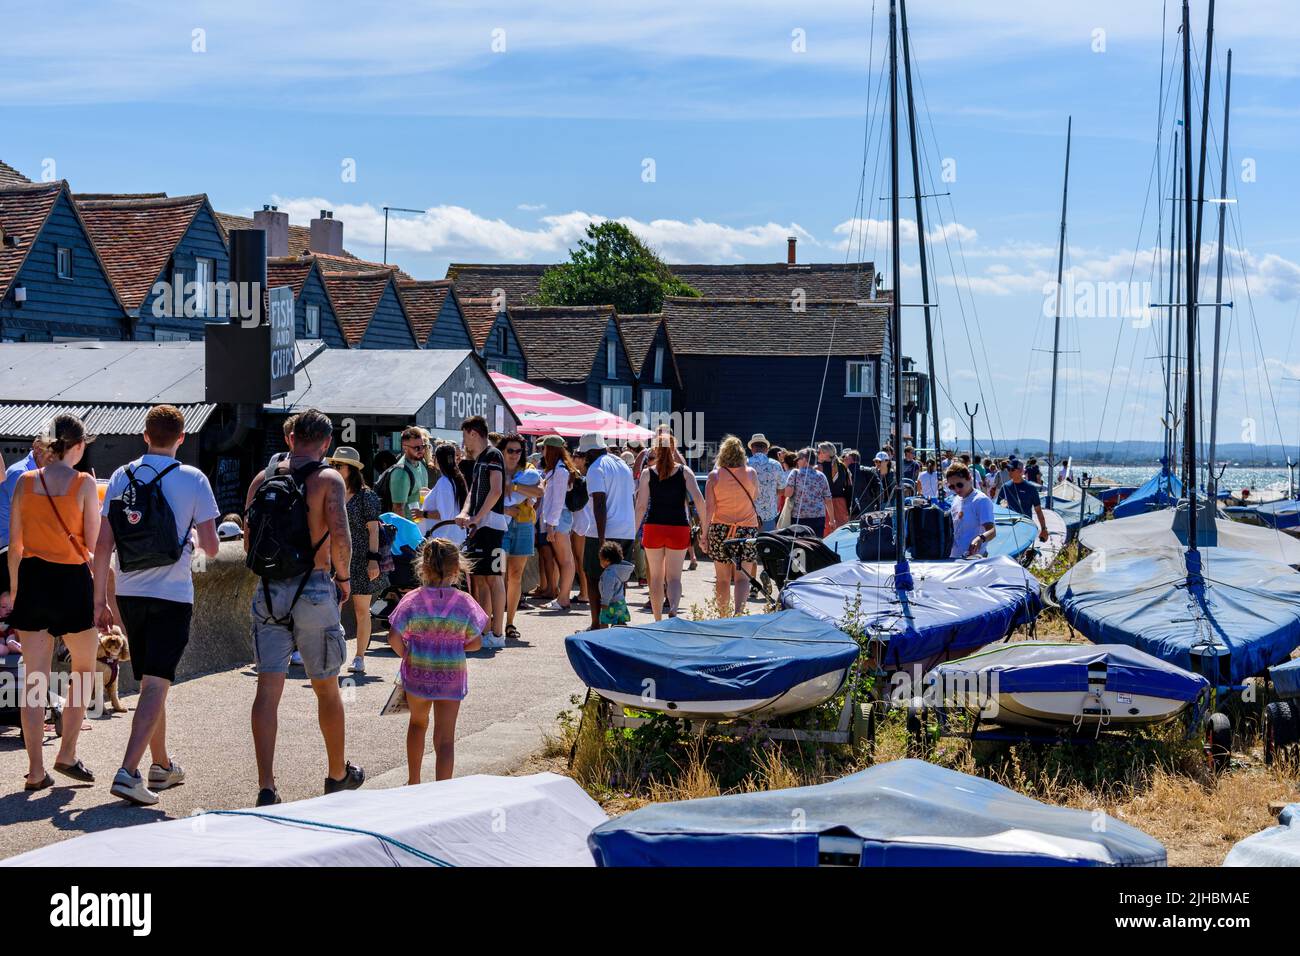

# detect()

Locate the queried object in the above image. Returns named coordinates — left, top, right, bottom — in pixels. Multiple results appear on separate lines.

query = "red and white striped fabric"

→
left=490, top=372, right=653, bottom=441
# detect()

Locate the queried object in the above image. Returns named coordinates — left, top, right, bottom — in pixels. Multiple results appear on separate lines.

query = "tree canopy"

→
left=533, top=221, right=699, bottom=314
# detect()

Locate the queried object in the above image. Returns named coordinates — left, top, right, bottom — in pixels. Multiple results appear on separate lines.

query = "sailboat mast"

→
left=1208, top=50, right=1231, bottom=498
left=889, top=0, right=910, bottom=585
left=1164, top=127, right=1179, bottom=472
left=899, top=0, right=942, bottom=479
left=1046, top=117, right=1072, bottom=491
left=1180, top=0, right=1200, bottom=549
left=1192, top=0, right=1216, bottom=292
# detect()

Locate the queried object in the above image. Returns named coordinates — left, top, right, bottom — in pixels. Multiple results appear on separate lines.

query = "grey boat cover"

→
left=1079, top=509, right=1300, bottom=566
left=1224, top=803, right=1300, bottom=867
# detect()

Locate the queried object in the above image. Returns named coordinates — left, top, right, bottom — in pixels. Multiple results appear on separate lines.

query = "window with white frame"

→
left=653, top=345, right=664, bottom=384
left=56, top=246, right=73, bottom=279
left=305, top=304, right=320, bottom=337
left=640, top=387, right=672, bottom=422
left=193, top=258, right=214, bottom=317
left=846, top=360, right=876, bottom=397
left=601, top=385, right=633, bottom=419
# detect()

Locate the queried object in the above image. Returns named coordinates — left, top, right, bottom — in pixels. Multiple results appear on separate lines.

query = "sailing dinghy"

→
left=588, top=758, right=1167, bottom=867
left=1079, top=501, right=1300, bottom=566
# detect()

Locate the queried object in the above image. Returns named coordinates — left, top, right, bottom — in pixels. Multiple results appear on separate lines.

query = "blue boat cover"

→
left=588, top=759, right=1166, bottom=867
left=1113, top=467, right=1183, bottom=518
left=564, top=610, right=859, bottom=703
left=1271, top=656, right=1300, bottom=698
left=1046, top=491, right=1105, bottom=530
left=928, top=642, right=1209, bottom=702
left=1057, top=546, right=1300, bottom=686
left=823, top=505, right=1037, bottom=562
left=781, top=556, right=1041, bottom=669
left=1224, top=803, right=1300, bottom=867
left=1246, top=498, right=1300, bottom=530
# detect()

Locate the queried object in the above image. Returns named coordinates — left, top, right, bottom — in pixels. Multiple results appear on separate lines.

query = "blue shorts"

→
left=544, top=509, right=573, bottom=535
left=503, top=518, right=536, bottom=557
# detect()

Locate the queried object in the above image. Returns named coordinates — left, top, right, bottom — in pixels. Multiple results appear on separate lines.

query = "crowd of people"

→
left=1, top=405, right=1056, bottom=808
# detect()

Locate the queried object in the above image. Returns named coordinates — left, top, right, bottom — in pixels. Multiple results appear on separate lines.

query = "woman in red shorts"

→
left=634, top=432, right=707, bottom=620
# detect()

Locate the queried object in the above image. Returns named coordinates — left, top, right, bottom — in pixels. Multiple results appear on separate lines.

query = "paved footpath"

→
left=0, top=566, right=722, bottom=860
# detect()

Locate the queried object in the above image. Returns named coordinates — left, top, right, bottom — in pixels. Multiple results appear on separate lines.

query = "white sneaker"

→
left=290, top=650, right=303, bottom=666
left=349, top=656, right=365, bottom=674
left=147, top=760, right=185, bottom=790
left=111, top=768, right=159, bottom=806
left=481, top=632, right=506, bottom=650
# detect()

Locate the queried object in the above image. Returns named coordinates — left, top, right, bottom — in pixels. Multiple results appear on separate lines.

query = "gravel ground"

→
left=0, top=564, right=723, bottom=860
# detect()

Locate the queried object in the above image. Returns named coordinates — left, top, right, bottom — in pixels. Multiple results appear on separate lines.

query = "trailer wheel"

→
left=1205, top=712, right=1232, bottom=773
left=1265, top=701, right=1298, bottom=766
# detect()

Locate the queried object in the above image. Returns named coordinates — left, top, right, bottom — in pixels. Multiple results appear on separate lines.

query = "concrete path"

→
left=0, top=564, right=723, bottom=860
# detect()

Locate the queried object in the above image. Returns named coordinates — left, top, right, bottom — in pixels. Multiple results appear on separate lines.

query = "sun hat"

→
left=327, top=446, right=364, bottom=469
left=748, top=433, right=770, bottom=448
left=621, top=451, right=636, bottom=466
left=873, top=451, right=891, bottom=462
left=539, top=434, right=567, bottom=449
left=577, top=433, right=605, bottom=453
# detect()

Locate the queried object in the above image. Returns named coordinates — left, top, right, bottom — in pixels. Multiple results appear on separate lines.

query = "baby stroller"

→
left=1, top=626, right=64, bottom=741
left=729, top=525, right=842, bottom=603
left=373, top=516, right=466, bottom=623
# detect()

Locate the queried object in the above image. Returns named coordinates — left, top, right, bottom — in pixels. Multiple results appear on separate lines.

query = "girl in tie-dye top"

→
left=387, top=537, right=487, bottom=783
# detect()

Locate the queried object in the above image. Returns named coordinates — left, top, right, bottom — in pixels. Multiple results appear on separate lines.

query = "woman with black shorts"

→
left=2, top=414, right=101, bottom=790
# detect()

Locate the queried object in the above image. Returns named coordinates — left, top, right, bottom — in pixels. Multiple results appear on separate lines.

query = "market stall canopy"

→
left=490, top=371, right=652, bottom=440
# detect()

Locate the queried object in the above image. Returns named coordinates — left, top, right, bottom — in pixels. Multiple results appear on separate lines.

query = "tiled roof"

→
left=77, top=194, right=210, bottom=313
left=508, top=305, right=620, bottom=383
left=396, top=279, right=456, bottom=345
left=314, top=251, right=412, bottom=282
left=75, top=192, right=168, bottom=201
left=0, top=160, right=32, bottom=187
left=320, top=270, right=396, bottom=346
left=266, top=257, right=317, bottom=299
left=458, top=297, right=502, bottom=350
left=0, top=182, right=63, bottom=301
left=661, top=297, right=888, bottom=357
left=615, top=313, right=664, bottom=375
left=446, top=263, right=548, bottom=303
left=445, top=260, right=877, bottom=305
left=215, top=211, right=354, bottom=260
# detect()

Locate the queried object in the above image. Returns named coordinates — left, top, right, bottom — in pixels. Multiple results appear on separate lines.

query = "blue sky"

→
left=3, top=0, right=1298, bottom=448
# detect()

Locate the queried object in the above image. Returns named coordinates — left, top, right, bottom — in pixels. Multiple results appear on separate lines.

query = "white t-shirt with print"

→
left=949, top=489, right=995, bottom=559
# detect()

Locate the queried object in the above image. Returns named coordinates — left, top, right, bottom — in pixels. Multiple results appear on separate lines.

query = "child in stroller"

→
left=722, top=525, right=841, bottom=603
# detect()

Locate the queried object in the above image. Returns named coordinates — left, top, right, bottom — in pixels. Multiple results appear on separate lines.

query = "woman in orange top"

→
left=704, top=435, right=760, bottom=616
left=4, top=414, right=101, bottom=791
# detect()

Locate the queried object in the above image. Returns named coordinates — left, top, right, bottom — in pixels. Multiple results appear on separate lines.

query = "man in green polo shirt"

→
left=389, top=426, right=430, bottom=520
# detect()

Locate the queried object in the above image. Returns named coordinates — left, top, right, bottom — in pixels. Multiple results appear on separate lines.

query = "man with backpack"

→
left=92, top=405, right=221, bottom=806
left=376, top=426, right=428, bottom=519
left=455, top=415, right=507, bottom=649
left=244, top=409, right=364, bottom=806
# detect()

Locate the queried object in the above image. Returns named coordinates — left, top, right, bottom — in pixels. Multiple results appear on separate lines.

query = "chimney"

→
left=787, top=236, right=797, bottom=265
left=309, top=209, right=343, bottom=257
left=252, top=204, right=290, bottom=258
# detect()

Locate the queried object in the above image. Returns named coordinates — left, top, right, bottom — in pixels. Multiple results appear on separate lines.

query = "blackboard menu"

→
left=213, top=455, right=244, bottom=515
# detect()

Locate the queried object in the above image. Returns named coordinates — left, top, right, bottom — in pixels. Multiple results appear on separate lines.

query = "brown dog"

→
left=96, top=627, right=130, bottom=713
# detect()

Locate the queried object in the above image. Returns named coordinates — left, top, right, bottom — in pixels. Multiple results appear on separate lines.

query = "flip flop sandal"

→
left=53, top=759, right=95, bottom=783
left=505, top=625, right=521, bottom=641
left=24, top=772, right=54, bottom=792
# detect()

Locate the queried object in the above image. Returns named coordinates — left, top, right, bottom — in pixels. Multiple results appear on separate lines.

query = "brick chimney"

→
left=309, top=209, right=343, bottom=257
left=252, top=204, right=289, bottom=258
left=787, top=236, right=797, bottom=264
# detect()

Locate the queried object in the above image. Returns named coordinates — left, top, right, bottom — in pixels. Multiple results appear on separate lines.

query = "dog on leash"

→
left=97, top=626, right=130, bottom=713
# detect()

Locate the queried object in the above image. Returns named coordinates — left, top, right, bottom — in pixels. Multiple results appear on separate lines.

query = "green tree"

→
left=533, top=221, right=699, bottom=314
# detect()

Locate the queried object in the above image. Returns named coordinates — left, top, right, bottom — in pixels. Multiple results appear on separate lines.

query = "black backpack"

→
left=246, top=461, right=328, bottom=623
left=374, top=460, right=416, bottom=514
left=856, top=512, right=898, bottom=562
left=565, top=473, right=589, bottom=512
left=908, top=501, right=954, bottom=560
left=107, top=461, right=189, bottom=572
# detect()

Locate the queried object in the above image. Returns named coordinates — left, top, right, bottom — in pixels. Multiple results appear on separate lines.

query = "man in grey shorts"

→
left=244, top=409, right=364, bottom=807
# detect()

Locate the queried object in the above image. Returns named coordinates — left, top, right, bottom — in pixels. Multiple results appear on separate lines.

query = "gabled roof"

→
left=311, top=251, right=415, bottom=281
left=0, top=160, right=34, bottom=187
left=661, top=297, right=888, bottom=357
left=215, top=211, right=356, bottom=260
left=396, top=279, right=467, bottom=345
left=458, top=297, right=503, bottom=350
left=508, top=305, right=625, bottom=383
left=320, top=269, right=412, bottom=347
left=265, top=256, right=317, bottom=299
left=615, top=313, right=665, bottom=376
left=445, top=260, right=877, bottom=305
left=0, top=181, right=128, bottom=316
left=77, top=194, right=215, bottom=313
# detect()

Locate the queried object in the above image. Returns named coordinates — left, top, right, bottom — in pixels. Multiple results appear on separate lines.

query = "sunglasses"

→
left=504, top=447, right=523, bottom=455
left=404, top=443, right=427, bottom=451
left=947, top=480, right=968, bottom=491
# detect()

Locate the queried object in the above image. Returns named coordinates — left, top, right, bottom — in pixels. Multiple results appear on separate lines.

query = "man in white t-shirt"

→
left=92, top=405, right=221, bottom=806
left=944, top=461, right=996, bottom=559
left=578, top=432, right=635, bottom=630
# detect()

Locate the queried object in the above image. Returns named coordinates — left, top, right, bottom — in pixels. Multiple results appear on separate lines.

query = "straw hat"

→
left=748, top=433, right=770, bottom=449
left=327, top=446, right=364, bottom=470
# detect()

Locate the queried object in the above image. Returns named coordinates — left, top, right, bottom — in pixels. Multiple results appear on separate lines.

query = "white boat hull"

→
left=967, top=689, right=1190, bottom=730
left=594, top=666, right=852, bottom=720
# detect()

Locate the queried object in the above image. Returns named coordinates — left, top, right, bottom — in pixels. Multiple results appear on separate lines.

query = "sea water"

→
left=1071, top=465, right=1293, bottom=494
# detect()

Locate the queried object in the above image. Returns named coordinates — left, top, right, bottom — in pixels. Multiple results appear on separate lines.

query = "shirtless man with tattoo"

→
left=244, top=409, right=364, bottom=807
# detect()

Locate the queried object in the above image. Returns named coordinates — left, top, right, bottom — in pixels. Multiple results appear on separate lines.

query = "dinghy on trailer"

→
left=1224, top=803, right=1300, bottom=867
left=822, top=504, right=1039, bottom=563
left=1225, top=497, right=1300, bottom=532
left=1, top=774, right=606, bottom=867
left=925, top=642, right=1209, bottom=731
left=1054, top=546, right=1300, bottom=688
left=1079, top=501, right=1300, bottom=566
left=564, top=610, right=860, bottom=719
left=781, top=555, right=1041, bottom=672
left=588, top=758, right=1167, bottom=867
left=1112, top=464, right=1183, bottom=518
left=1045, top=480, right=1105, bottom=531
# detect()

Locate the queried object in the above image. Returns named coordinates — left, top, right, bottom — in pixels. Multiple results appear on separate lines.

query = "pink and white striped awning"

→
left=489, top=372, right=653, bottom=441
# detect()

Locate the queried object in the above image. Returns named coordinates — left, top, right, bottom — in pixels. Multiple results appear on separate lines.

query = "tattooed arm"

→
left=321, top=468, right=352, bottom=604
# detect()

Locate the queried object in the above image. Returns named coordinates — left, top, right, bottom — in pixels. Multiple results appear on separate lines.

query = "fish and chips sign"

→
left=204, top=285, right=296, bottom=404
